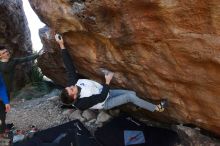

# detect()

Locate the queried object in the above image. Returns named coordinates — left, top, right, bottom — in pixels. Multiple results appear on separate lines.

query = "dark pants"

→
left=0, top=100, right=6, bottom=134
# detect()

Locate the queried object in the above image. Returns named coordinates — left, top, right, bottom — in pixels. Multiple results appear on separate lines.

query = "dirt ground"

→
left=6, top=89, right=220, bottom=146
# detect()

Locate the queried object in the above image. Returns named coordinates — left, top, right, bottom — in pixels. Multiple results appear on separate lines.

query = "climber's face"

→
left=65, top=85, right=78, bottom=100
left=0, top=49, right=10, bottom=61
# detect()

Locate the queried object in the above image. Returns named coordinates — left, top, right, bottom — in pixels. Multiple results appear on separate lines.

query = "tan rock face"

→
left=29, top=0, right=220, bottom=135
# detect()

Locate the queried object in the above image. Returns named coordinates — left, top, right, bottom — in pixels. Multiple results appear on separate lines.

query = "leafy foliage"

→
left=14, top=64, right=52, bottom=100
left=29, top=64, right=44, bottom=83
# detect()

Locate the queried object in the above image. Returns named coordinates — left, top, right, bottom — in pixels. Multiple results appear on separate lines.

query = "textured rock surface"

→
left=29, top=0, right=220, bottom=135
left=174, top=125, right=220, bottom=146
left=0, top=0, right=33, bottom=89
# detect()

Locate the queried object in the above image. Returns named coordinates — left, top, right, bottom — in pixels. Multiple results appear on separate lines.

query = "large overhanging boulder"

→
left=29, top=0, right=220, bottom=136
left=0, top=0, right=33, bottom=89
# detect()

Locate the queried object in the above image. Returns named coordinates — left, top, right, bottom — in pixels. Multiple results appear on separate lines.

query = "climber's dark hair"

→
left=60, top=89, right=74, bottom=105
left=0, top=45, right=6, bottom=50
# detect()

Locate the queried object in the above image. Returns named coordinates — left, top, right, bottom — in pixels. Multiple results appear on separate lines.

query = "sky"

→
left=22, top=0, right=45, bottom=51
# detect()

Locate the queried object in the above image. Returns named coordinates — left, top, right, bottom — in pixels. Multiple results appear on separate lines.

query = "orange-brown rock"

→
left=29, top=0, right=220, bottom=135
